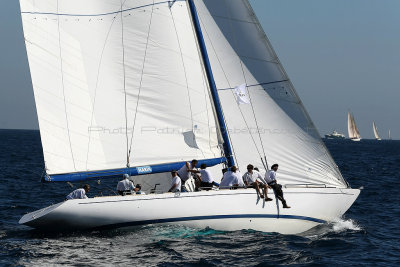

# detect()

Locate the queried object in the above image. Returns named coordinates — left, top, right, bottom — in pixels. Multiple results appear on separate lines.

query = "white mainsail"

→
left=373, top=121, right=381, bottom=140
left=20, top=0, right=222, bottom=175
left=196, top=0, right=346, bottom=187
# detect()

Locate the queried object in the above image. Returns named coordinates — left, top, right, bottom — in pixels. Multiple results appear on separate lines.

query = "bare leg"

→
left=254, top=182, right=264, bottom=198
left=263, top=184, right=272, bottom=201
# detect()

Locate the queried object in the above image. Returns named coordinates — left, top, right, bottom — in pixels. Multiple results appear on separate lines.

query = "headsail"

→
left=373, top=122, right=381, bottom=140
left=196, top=0, right=347, bottom=187
left=20, top=0, right=223, bottom=179
left=347, top=112, right=355, bottom=139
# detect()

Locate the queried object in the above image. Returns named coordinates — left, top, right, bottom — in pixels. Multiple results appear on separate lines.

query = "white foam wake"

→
left=331, top=218, right=362, bottom=232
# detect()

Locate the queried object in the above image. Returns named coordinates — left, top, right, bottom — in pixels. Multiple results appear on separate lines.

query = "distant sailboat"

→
left=373, top=122, right=381, bottom=140
left=389, top=129, right=392, bottom=140
left=347, top=112, right=361, bottom=141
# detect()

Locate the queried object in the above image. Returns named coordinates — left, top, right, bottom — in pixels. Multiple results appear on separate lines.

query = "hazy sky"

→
left=0, top=0, right=399, bottom=139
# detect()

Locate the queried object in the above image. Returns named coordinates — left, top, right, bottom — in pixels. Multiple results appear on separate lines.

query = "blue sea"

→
left=0, top=129, right=399, bottom=266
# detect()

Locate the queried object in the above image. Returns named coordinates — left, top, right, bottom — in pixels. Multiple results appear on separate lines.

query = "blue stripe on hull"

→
left=96, top=214, right=326, bottom=230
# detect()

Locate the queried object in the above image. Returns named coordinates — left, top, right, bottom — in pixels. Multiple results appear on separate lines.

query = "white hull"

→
left=20, top=187, right=360, bottom=235
left=350, top=138, right=361, bottom=142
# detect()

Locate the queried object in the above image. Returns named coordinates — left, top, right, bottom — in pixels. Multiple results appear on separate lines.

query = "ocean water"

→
left=0, top=129, right=399, bottom=266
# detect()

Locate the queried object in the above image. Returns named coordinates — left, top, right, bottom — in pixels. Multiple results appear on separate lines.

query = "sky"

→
left=0, top=0, right=399, bottom=139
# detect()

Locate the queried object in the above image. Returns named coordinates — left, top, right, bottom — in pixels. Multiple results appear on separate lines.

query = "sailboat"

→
left=389, top=129, right=392, bottom=140
left=347, top=112, right=362, bottom=141
left=18, top=0, right=360, bottom=235
left=373, top=122, right=381, bottom=140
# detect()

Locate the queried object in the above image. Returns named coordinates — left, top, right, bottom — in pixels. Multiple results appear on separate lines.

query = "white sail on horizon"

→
left=373, top=121, right=381, bottom=140
left=347, top=111, right=361, bottom=140
left=19, top=0, right=221, bottom=175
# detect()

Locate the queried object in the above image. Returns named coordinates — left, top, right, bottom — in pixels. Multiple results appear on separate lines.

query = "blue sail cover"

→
left=45, top=157, right=226, bottom=182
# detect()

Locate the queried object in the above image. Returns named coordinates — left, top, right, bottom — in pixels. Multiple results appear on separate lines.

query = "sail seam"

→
left=20, top=1, right=185, bottom=17
left=218, top=80, right=289, bottom=91
left=56, top=0, right=76, bottom=171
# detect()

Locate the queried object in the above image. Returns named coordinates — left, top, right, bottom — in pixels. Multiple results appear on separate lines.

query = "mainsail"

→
left=196, top=0, right=346, bottom=187
left=347, top=112, right=361, bottom=140
left=373, top=121, right=381, bottom=140
left=20, top=0, right=224, bottom=180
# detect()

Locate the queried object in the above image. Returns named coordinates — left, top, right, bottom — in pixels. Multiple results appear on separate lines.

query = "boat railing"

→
left=283, top=183, right=334, bottom=188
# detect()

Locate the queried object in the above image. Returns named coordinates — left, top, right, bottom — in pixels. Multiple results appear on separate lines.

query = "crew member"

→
left=219, top=166, right=244, bottom=189
left=117, top=174, right=135, bottom=195
left=265, top=164, right=290, bottom=208
left=243, top=164, right=271, bottom=201
left=177, top=159, right=200, bottom=191
left=66, top=184, right=90, bottom=200
left=199, top=163, right=219, bottom=189
left=168, top=171, right=181, bottom=193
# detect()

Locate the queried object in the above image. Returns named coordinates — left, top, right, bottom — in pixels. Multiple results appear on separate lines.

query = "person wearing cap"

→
left=243, top=164, right=272, bottom=201
left=66, top=184, right=90, bottom=200
left=219, top=166, right=244, bottom=189
left=168, top=171, right=181, bottom=193
left=265, top=164, right=290, bottom=208
left=117, top=174, right=135, bottom=195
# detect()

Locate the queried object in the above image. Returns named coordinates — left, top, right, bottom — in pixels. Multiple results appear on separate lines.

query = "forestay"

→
left=20, top=0, right=222, bottom=176
left=196, top=0, right=347, bottom=187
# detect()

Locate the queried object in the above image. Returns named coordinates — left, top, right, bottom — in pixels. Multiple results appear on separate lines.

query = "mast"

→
left=187, top=0, right=235, bottom=167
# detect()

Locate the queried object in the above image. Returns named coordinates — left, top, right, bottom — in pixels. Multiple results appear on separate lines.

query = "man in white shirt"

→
left=243, top=164, right=272, bottom=201
left=219, top=166, right=244, bottom=189
left=265, top=164, right=290, bottom=208
left=199, top=163, right=219, bottom=190
left=168, top=171, right=182, bottom=193
left=66, top=184, right=90, bottom=200
left=117, top=174, right=135, bottom=195
left=177, top=159, right=200, bottom=191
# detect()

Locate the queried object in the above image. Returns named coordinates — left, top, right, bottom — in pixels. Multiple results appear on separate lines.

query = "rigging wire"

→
left=198, top=5, right=263, bottom=168
left=120, top=0, right=130, bottom=167
left=169, top=4, right=201, bottom=157
left=56, top=0, right=76, bottom=171
left=127, top=0, right=155, bottom=162
left=223, top=0, right=269, bottom=169
left=85, top=14, right=120, bottom=170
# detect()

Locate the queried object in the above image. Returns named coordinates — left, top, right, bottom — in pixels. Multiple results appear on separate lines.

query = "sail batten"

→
left=20, top=0, right=222, bottom=177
